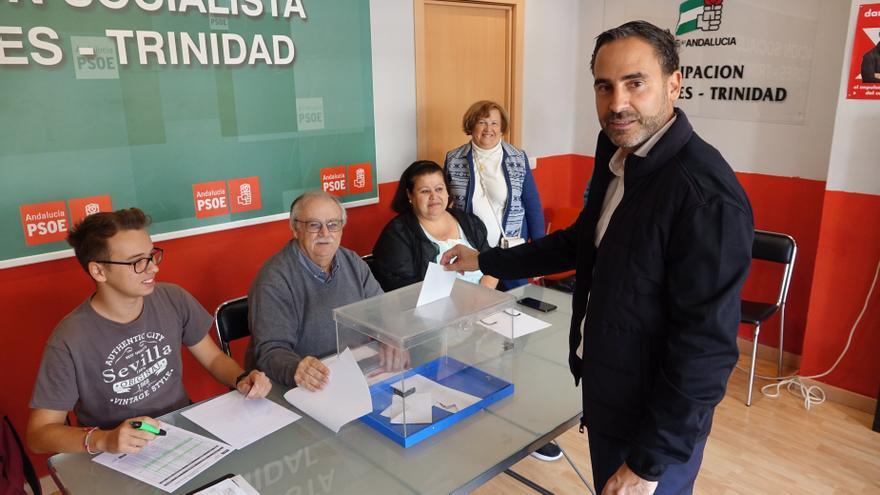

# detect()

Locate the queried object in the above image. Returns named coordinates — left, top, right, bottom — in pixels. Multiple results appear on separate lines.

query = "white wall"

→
left=595, top=0, right=849, bottom=181
left=826, top=0, right=880, bottom=195
left=370, top=1, right=850, bottom=184
left=370, top=0, right=418, bottom=184
left=690, top=1, right=849, bottom=180
left=572, top=1, right=606, bottom=157
left=522, top=0, right=590, bottom=157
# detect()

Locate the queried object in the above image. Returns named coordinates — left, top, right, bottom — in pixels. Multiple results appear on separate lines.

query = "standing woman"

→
left=445, top=100, right=544, bottom=290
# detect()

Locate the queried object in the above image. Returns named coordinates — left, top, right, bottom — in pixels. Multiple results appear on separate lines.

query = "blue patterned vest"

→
left=445, top=141, right=529, bottom=239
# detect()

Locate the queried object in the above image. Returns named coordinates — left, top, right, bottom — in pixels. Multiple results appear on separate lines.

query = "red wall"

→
left=735, top=173, right=826, bottom=353
left=800, top=190, right=880, bottom=397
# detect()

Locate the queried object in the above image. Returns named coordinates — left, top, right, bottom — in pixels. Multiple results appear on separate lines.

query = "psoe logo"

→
left=676, top=0, right=723, bottom=35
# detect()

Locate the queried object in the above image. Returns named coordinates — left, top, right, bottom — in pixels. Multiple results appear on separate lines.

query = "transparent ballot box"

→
left=333, top=279, right=518, bottom=447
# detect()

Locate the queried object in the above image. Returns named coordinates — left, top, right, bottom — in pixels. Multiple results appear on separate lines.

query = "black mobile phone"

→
left=517, top=297, right=557, bottom=312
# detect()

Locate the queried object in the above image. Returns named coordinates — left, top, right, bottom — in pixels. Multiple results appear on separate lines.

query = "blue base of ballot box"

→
left=361, top=356, right=514, bottom=448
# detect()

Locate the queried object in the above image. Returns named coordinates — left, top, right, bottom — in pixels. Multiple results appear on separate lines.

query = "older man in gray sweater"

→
left=245, top=191, right=384, bottom=390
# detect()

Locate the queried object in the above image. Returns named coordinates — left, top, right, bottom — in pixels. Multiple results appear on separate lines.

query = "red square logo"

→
left=192, top=181, right=229, bottom=218
left=20, top=200, right=69, bottom=246
left=228, top=176, right=262, bottom=214
left=320, top=166, right=347, bottom=196
left=347, top=163, right=373, bottom=194
left=69, top=195, right=113, bottom=227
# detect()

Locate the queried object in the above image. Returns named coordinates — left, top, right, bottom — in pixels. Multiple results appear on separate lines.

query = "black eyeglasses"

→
left=94, top=247, right=164, bottom=274
left=293, top=219, right=344, bottom=233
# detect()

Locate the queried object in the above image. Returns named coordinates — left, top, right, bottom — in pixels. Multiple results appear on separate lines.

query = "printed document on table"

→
left=416, top=262, right=456, bottom=306
left=92, top=423, right=232, bottom=493
left=283, top=348, right=372, bottom=433
left=477, top=310, right=551, bottom=338
left=191, top=474, right=259, bottom=495
left=181, top=390, right=301, bottom=449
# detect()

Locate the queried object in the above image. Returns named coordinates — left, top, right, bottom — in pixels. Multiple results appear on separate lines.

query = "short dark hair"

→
left=590, top=20, right=679, bottom=76
left=391, top=160, right=447, bottom=214
left=462, top=100, right=509, bottom=135
left=67, top=208, right=151, bottom=272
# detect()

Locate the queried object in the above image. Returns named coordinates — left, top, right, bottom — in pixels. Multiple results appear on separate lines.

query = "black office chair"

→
left=361, top=253, right=376, bottom=278
left=742, top=230, right=796, bottom=406
left=214, top=296, right=249, bottom=357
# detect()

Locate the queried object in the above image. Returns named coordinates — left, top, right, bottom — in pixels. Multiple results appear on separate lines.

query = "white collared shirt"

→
left=593, top=116, right=677, bottom=248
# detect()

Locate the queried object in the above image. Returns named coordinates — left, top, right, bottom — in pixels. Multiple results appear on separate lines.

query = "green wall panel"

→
left=0, top=0, right=377, bottom=264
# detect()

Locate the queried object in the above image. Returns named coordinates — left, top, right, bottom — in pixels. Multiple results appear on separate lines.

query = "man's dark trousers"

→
left=588, top=430, right=708, bottom=495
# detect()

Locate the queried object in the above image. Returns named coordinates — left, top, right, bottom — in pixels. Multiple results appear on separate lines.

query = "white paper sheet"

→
left=389, top=374, right=480, bottom=414
left=324, top=344, right=399, bottom=385
left=380, top=392, right=434, bottom=424
left=321, top=343, right=378, bottom=367
left=192, top=474, right=259, bottom=495
left=181, top=391, right=301, bottom=449
left=92, top=423, right=232, bottom=493
left=416, top=262, right=456, bottom=306
left=477, top=309, right=551, bottom=338
left=283, top=348, right=373, bottom=433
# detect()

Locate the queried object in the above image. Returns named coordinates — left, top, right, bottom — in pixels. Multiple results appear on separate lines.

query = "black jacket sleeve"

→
left=861, top=48, right=880, bottom=83
left=371, top=218, right=422, bottom=292
left=479, top=213, right=581, bottom=279
left=625, top=199, right=753, bottom=481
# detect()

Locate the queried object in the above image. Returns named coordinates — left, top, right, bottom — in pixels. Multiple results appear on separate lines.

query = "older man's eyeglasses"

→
left=94, top=247, right=164, bottom=274
left=294, top=219, right=344, bottom=233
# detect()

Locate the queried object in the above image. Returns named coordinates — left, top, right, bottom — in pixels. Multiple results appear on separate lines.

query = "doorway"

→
left=414, top=0, right=525, bottom=166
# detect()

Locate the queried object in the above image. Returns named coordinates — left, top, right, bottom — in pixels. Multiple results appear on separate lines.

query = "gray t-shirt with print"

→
left=30, top=283, right=212, bottom=429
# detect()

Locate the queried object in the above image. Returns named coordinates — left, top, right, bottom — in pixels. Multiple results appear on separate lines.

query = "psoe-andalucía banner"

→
left=848, top=3, right=880, bottom=99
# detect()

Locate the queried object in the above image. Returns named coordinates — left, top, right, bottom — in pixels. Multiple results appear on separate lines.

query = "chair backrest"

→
left=214, top=296, right=249, bottom=357
left=362, top=253, right=375, bottom=270
left=752, top=230, right=797, bottom=306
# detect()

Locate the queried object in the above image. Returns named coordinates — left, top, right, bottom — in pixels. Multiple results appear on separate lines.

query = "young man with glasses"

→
left=27, top=208, right=271, bottom=455
left=246, top=191, right=398, bottom=391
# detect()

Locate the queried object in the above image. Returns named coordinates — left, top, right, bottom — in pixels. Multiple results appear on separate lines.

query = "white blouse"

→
left=471, top=141, right=508, bottom=247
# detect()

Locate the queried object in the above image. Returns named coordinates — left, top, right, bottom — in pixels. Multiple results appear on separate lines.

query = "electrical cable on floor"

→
left=743, top=257, right=880, bottom=410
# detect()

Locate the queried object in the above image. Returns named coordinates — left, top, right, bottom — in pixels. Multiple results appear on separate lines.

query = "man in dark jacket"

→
left=442, top=21, right=753, bottom=495
left=861, top=40, right=880, bottom=83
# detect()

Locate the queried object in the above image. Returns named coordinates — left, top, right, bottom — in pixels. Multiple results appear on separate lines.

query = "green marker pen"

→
left=129, top=421, right=167, bottom=436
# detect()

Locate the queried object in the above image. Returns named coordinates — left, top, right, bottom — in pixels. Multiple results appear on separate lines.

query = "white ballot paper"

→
left=324, top=344, right=398, bottom=386
left=477, top=310, right=551, bottom=338
left=181, top=391, right=301, bottom=449
left=92, top=423, right=232, bottom=493
left=192, top=474, right=259, bottom=495
left=380, top=392, right=434, bottom=424
left=389, top=374, right=480, bottom=414
left=416, top=262, right=456, bottom=306
left=284, top=348, right=373, bottom=433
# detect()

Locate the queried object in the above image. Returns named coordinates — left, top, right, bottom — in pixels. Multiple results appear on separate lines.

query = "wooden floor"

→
left=474, top=356, right=880, bottom=494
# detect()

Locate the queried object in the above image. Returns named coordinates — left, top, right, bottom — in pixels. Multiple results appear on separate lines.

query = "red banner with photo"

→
left=847, top=3, right=880, bottom=99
